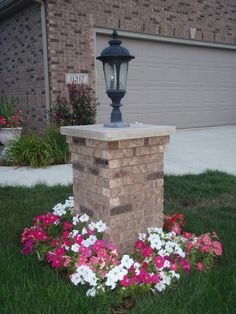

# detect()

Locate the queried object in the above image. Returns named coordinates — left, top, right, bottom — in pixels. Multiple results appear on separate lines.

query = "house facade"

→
left=0, top=0, right=236, bottom=132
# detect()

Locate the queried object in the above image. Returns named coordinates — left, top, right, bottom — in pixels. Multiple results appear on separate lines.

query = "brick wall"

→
left=1, top=0, right=235, bottom=131
left=0, top=2, right=46, bottom=132
left=46, top=0, right=236, bottom=105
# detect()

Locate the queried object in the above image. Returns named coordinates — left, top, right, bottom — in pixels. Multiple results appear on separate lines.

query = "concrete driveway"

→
left=165, top=125, right=236, bottom=175
left=0, top=125, right=235, bottom=186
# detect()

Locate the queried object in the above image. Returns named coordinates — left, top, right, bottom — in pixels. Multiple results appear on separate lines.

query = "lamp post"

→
left=97, top=30, right=135, bottom=128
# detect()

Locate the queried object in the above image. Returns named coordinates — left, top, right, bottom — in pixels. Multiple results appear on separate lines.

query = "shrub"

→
left=6, top=134, right=51, bottom=167
left=45, top=127, right=69, bottom=165
left=51, top=84, right=98, bottom=126
left=6, top=127, right=69, bottom=167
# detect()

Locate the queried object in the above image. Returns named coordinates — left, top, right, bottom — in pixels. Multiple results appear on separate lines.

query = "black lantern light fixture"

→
left=97, top=30, right=135, bottom=127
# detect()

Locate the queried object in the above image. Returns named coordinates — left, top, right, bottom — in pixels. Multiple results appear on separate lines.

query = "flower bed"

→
left=21, top=197, right=222, bottom=298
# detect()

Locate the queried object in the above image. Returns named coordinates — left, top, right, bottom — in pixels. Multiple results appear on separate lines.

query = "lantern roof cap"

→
left=96, top=30, right=135, bottom=62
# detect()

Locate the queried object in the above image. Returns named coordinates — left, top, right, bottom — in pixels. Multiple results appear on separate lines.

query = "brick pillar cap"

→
left=60, top=124, right=176, bottom=141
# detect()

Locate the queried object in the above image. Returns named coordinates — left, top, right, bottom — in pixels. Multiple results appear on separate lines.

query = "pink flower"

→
left=172, top=223, right=181, bottom=234
left=79, top=245, right=92, bottom=258
left=63, top=221, right=72, bottom=231
left=180, top=258, right=190, bottom=272
left=134, top=240, right=146, bottom=250
left=196, top=262, right=205, bottom=271
left=52, top=256, right=63, bottom=268
left=87, top=228, right=95, bottom=235
left=141, top=246, right=153, bottom=258
left=74, top=234, right=83, bottom=245
left=22, top=240, right=34, bottom=254
left=120, top=275, right=134, bottom=287
left=54, top=247, right=65, bottom=256
left=50, top=238, right=59, bottom=247
left=97, top=248, right=108, bottom=259
left=154, top=255, right=165, bottom=269
left=63, top=256, right=71, bottom=267
left=111, top=257, right=119, bottom=266
left=150, top=273, right=160, bottom=284
left=138, top=268, right=152, bottom=284
left=182, top=232, right=192, bottom=240
left=201, top=234, right=212, bottom=246
left=34, top=228, right=49, bottom=241
left=199, top=245, right=211, bottom=253
left=76, top=255, right=87, bottom=267
left=170, top=263, right=178, bottom=271
left=212, top=241, right=222, bottom=256
left=186, top=241, right=194, bottom=252
left=92, top=240, right=105, bottom=252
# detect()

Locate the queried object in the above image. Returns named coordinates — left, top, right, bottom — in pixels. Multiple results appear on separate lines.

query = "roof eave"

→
left=0, top=0, right=33, bottom=20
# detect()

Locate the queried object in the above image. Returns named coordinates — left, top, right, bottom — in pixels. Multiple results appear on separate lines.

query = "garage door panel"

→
left=96, top=35, right=236, bottom=128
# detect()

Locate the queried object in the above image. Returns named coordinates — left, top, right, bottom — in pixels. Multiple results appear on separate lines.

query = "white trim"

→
left=95, top=27, right=236, bottom=51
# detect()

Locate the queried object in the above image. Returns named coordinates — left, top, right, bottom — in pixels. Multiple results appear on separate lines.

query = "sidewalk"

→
left=0, top=126, right=235, bottom=186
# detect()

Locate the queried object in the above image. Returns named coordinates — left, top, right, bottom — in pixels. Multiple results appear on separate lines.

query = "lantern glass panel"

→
left=103, top=62, right=117, bottom=91
left=119, top=61, right=128, bottom=90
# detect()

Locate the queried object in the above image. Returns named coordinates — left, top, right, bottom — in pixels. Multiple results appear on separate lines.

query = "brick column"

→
left=61, top=124, right=175, bottom=253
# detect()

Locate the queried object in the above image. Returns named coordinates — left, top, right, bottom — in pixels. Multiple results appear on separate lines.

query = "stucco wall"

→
left=0, top=2, right=46, bottom=132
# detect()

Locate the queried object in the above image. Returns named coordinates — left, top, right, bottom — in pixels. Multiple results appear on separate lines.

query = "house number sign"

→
left=65, top=73, right=89, bottom=84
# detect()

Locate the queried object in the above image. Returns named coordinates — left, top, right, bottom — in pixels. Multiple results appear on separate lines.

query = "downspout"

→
left=33, top=0, right=50, bottom=122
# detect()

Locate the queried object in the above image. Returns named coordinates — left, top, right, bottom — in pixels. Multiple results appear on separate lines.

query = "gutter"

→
left=0, top=0, right=31, bottom=19
left=33, top=0, right=51, bottom=122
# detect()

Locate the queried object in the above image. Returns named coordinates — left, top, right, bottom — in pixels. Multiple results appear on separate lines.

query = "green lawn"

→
left=0, top=171, right=236, bottom=314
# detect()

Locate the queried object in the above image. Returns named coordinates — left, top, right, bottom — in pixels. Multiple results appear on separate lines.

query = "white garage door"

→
left=96, top=35, right=236, bottom=128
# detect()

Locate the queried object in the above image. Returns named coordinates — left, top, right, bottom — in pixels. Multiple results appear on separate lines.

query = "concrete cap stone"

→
left=60, top=124, right=176, bottom=141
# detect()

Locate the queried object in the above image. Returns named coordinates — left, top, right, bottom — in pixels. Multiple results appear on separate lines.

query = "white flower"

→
left=148, top=234, right=162, bottom=250
left=163, top=260, right=170, bottom=268
left=155, top=282, right=166, bottom=292
left=105, top=277, right=116, bottom=289
left=52, top=203, right=66, bottom=216
left=169, top=271, right=180, bottom=280
left=120, top=255, right=134, bottom=269
left=71, top=272, right=84, bottom=285
left=138, top=233, right=146, bottom=240
left=158, top=249, right=167, bottom=257
left=88, top=222, right=96, bottom=230
left=71, top=243, right=80, bottom=252
left=75, top=265, right=98, bottom=287
left=72, top=214, right=80, bottom=226
left=86, top=287, right=97, bottom=297
left=82, top=227, right=87, bottom=235
left=133, top=262, right=141, bottom=275
left=79, top=213, right=89, bottom=222
left=105, top=266, right=128, bottom=284
left=159, top=271, right=171, bottom=285
left=52, top=196, right=74, bottom=216
left=70, top=230, right=79, bottom=238
left=95, top=220, right=107, bottom=233
left=82, top=235, right=97, bottom=247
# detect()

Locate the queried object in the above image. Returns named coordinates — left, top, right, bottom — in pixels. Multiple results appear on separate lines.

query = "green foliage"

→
left=6, top=134, right=51, bottom=167
left=0, top=98, right=15, bottom=120
left=6, top=127, right=69, bottom=167
left=45, top=127, right=69, bottom=165
left=51, top=84, right=98, bottom=126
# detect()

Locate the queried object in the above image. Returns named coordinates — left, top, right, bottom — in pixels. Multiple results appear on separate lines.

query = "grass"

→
left=0, top=171, right=236, bottom=313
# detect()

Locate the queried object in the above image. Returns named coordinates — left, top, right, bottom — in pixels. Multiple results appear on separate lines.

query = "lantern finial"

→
left=96, top=30, right=135, bottom=128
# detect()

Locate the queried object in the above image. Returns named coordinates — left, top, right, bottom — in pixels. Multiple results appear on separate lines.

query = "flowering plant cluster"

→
left=0, top=100, right=22, bottom=128
left=21, top=197, right=222, bottom=298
